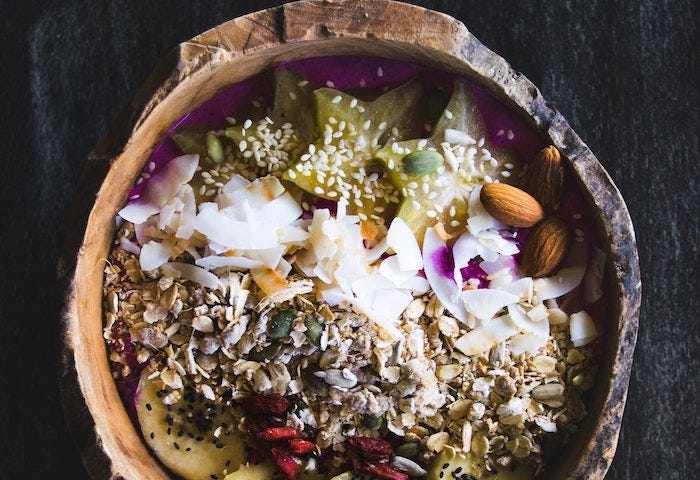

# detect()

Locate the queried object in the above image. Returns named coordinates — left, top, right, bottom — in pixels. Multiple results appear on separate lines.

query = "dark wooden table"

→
left=1, top=1, right=696, bottom=479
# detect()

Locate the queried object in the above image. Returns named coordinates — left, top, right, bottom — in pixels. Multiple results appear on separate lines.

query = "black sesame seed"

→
left=215, top=443, right=224, bottom=449
left=455, top=467, right=462, bottom=473
left=439, top=472, right=444, bottom=479
left=167, top=427, right=171, bottom=435
left=186, top=447, right=191, bottom=452
left=443, top=463, right=449, bottom=469
left=196, top=436, right=204, bottom=442
left=188, top=433, right=195, bottom=439
left=210, top=475, right=218, bottom=480
left=167, top=405, right=173, bottom=412
left=149, top=432, right=155, bottom=440
left=173, top=442, right=180, bottom=450
left=225, top=460, right=231, bottom=467
left=145, top=403, right=152, bottom=411
left=166, top=414, right=174, bottom=426
left=178, top=429, right=184, bottom=437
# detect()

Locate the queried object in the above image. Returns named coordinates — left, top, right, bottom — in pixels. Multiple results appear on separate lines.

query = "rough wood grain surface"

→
left=0, top=1, right=696, bottom=479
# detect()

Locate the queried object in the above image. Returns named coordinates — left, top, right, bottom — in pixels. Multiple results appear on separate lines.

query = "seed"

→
left=206, top=134, right=224, bottom=164
left=304, top=316, right=323, bottom=347
left=402, top=150, right=444, bottom=177
left=250, top=342, right=282, bottom=361
left=267, top=309, right=295, bottom=338
left=395, top=442, right=420, bottom=458
left=361, top=414, right=384, bottom=430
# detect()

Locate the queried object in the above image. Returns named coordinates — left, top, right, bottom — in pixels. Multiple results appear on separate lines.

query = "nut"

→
left=523, top=145, right=563, bottom=211
left=480, top=183, right=544, bottom=227
left=521, top=217, right=572, bottom=277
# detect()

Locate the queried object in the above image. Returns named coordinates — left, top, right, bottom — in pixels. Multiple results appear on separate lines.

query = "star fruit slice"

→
left=172, top=68, right=315, bottom=194
left=375, top=82, right=522, bottom=242
left=282, top=78, right=423, bottom=223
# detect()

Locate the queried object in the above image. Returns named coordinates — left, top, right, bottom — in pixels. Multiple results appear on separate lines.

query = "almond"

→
left=523, top=145, right=563, bottom=212
left=521, top=216, right=572, bottom=277
left=480, top=183, right=545, bottom=227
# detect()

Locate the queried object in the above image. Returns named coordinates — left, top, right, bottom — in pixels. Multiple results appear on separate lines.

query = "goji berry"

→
left=288, top=438, right=316, bottom=454
left=346, top=436, right=394, bottom=461
left=270, top=446, right=301, bottom=480
left=242, top=394, right=290, bottom=416
left=352, top=459, right=408, bottom=480
left=256, top=426, right=301, bottom=441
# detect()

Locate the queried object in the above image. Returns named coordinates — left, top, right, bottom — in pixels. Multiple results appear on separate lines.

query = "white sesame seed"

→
left=505, top=162, right=514, bottom=169
left=426, top=210, right=437, bottom=218
left=451, top=220, right=460, bottom=227
left=422, top=183, right=430, bottom=194
left=444, top=110, right=453, bottom=119
left=313, top=186, right=325, bottom=195
left=252, top=100, right=261, bottom=108
left=428, top=192, right=438, bottom=200
left=378, top=121, right=387, bottom=131
left=357, top=105, right=366, bottom=113
left=205, top=189, right=215, bottom=196
left=350, top=98, right=358, bottom=108
left=136, top=177, right=143, bottom=185
left=358, top=213, right=367, bottom=221
left=501, top=171, right=511, bottom=177
left=407, top=182, right=418, bottom=189
left=449, top=206, right=456, bottom=217
left=148, top=161, right=156, bottom=172
left=289, top=91, right=297, bottom=100
left=412, top=200, right=421, bottom=210
left=326, top=80, right=335, bottom=88
left=507, top=130, right=515, bottom=140
left=287, top=170, right=297, bottom=179
left=418, top=139, right=428, bottom=149
left=575, top=228, right=585, bottom=236
left=226, top=116, right=236, bottom=125
left=496, top=129, right=505, bottom=136
left=359, top=78, right=366, bottom=87
left=141, top=173, right=150, bottom=180
left=327, top=191, right=338, bottom=198
left=332, top=95, right=342, bottom=104
left=377, top=66, right=384, bottom=77
left=391, top=127, right=399, bottom=137
left=201, top=171, right=211, bottom=179
left=243, top=119, right=252, bottom=129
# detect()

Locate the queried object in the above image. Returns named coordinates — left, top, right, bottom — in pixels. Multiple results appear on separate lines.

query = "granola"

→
left=104, top=57, right=605, bottom=480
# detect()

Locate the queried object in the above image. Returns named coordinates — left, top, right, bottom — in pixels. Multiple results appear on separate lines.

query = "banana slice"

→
left=135, top=369, right=246, bottom=480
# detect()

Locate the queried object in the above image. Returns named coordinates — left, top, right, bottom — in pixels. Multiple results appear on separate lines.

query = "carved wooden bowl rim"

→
left=58, top=1, right=641, bottom=479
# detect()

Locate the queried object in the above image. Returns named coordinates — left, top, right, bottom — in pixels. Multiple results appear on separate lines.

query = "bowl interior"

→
left=62, top=2, right=639, bottom=479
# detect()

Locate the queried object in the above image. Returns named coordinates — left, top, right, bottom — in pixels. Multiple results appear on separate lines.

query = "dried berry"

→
left=352, top=459, right=408, bottom=480
left=257, top=426, right=301, bottom=441
left=346, top=436, right=393, bottom=461
left=270, top=447, right=301, bottom=480
left=242, top=394, right=290, bottom=416
left=288, top=438, right=316, bottom=454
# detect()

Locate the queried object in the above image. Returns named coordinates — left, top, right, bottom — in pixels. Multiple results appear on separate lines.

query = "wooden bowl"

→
left=58, top=1, right=641, bottom=479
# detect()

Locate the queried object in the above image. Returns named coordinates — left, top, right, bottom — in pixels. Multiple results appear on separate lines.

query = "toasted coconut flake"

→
left=460, top=289, right=520, bottom=321
left=533, top=266, right=585, bottom=300
left=423, top=227, right=468, bottom=323
left=160, top=262, right=219, bottom=289
left=509, top=333, right=549, bottom=356
left=195, top=208, right=278, bottom=250
left=453, top=315, right=518, bottom=355
left=140, top=240, right=179, bottom=271
left=118, top=154, right=199, bottom=224
left=386, top=217, right=423, bottom=271
left=508, top=304, right=549, bottom=337
left=175, top=184, right=196, bottom=239
left=570, top=310, right=598, bottom=347
left=195, top=255, right=262, bottom=270
left=583, top=247, right=606, bottom=303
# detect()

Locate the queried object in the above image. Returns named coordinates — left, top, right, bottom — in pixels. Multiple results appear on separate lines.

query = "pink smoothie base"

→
left=114, top=55, right=606, bottom=419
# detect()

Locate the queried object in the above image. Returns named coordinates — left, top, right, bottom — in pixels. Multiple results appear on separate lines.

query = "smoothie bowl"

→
left=58, top=1, right=640, bottom=480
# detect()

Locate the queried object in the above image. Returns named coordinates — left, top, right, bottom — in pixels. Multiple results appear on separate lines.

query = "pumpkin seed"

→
left=304, top=316, right=323, bottom=347
left=401, top=150, right=443, bottom=177
left=361, top=414, right=384, bottom=430
left=206, top=133, right=225, bottom=164
left=395, top=442, right=420, bottom=459
left=302, top=369, right=328, bottom=395
left=250, top=342, right=282, bottom=361
left=267, top=309, right=295, bottom=338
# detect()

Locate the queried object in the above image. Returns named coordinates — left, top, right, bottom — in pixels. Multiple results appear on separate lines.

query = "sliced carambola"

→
left=282, top=78, right=423, bottom=223
left=223, top=68, right=316, bottom=179
left=375, top=82, right=522, bottom=241
left=135, top=368, right=246, bottom=480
